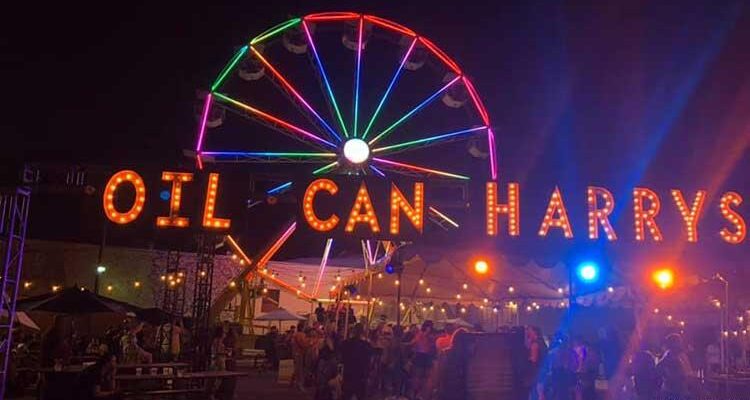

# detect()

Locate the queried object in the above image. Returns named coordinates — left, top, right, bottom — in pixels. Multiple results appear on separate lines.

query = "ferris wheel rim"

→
left=196, top=12, right=498, bottom=181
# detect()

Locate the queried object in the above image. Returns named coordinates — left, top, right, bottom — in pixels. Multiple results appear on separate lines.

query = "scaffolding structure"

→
left=161, top=250, right=187, bottom=316
left=191, top=233, right=216, bottom=370
left=0, top=187, right=31, bottom=399
left=153, top=249, right=186, bottom=360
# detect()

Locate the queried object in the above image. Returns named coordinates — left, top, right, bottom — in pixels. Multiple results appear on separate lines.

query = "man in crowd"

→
left=341, top=323, right=372, bottom=400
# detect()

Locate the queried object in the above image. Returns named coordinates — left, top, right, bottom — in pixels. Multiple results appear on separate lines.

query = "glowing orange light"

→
left=651, top=268, right=675, bottom=290
left=486, top=182, right=520, bottom=236
left=202, top=173, right=231, bottom=229
left=474, top=260, right=489, bottom=275
left=671, top=189, right=706, bottom=242
left=538, top=186, right=573, bottom=238
left=156, top=171, right=193, bottom=228
left=389, top=182, right=424, bottom=235
left=587, top=186, right=617, bottom=240
left=344, top=182, right=381, bottom=233
left=633, top=188, right=663, bottom=241
left=302, top=179, right=340, bottom=232
left=103, top=170, right=146, bottom=224
left=719, top=191, right=745, bottom=244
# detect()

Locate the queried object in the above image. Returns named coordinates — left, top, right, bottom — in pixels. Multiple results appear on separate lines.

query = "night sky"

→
left=4, top=1, right=750, bottom=277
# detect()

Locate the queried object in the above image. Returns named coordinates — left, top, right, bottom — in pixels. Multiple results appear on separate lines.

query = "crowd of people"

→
left=254, top=302, right=479, bottom=400
left=253, top=302, right=739, bottom=400
left=5, top=305, right=746, bottom=400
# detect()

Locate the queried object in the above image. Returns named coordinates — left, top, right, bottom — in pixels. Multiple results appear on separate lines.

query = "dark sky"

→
left=4, top=0, right=750, bottom=275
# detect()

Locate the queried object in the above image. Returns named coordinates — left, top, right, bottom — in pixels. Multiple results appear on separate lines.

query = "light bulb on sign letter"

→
left=156, top=171, right=193, bottom=228
left=202, top=173, right=231, bottom=229
left=538, top=186, right=573, bottom=238
left=389, top=182, right=424, bottom=235
left=671, top=189, right=706, bottom=242
left=345, top=182, right=381, bottom=234
left=486, top=182, right=520, bottom=236
left=103, top=170, right=146, bottom=224
left=719, top=192, right=746, bottom=244
left=633, top=187, right=662, bottom=241
left=302, top=179, right=340, bottom=232
left=587, top=186, right=617, bottom=240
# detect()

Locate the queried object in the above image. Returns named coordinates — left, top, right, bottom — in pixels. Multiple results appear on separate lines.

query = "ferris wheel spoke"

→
left=212, top=92, right=336, bottom=149
left=361, top=37, right=417, bottom=140
left=368, top=75, right=462, bottom=146
left=211, top=45, right=249, bottom=92
left=302, top=20, right=349, bottom=138
left=313, top=161, right=339, bottom=175
left=353, top=16, right=364, bottom=137
left=194, top=93, right=214, bottom=169
left=372, top=157, right=470, bottom=180
left=250, top=47, right=342, bottom=143
left=313, top=238, right=334, bottom=296
left=200, top=151, right=337, bottom=163
left=267, top=182, right=293, bottom=195
left=369, top=165, right=387, bottom=177
left=371, top=125, right=487, bottom=155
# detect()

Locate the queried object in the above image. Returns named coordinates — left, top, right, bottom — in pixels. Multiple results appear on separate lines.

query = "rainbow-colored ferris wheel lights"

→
left=196, top=11, right=498, bottom=185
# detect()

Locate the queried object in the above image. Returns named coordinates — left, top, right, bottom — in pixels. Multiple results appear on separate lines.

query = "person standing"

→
left=292, top=321, right=310, bottom=391
left=341, top=323, right=372, bottom=400
left=41, top=315, right=73, bottom=367
left=409, top=320, right=437, bottom=399
left=525, top=326, right=548, bottom=400
left=632, top=341, right=659, bottom=400
left=656, top=334, right=693, bottom=400
left=315, top=303, right=327, bottom=324
left=264, top=326, right=280, bottom=370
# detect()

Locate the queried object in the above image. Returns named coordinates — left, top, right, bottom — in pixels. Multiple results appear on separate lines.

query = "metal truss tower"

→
left=0, top=187, right=30, bottom=399
left=191, top=233, right=216, bottom=370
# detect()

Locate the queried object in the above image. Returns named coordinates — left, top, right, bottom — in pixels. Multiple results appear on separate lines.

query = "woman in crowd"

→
left=291, top=321, right=309, bottom=391
left=408, top=320, right=437, bottom=399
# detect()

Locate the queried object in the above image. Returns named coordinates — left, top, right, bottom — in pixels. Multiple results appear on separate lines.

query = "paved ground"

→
left=234, top=372, right=312, bottom=400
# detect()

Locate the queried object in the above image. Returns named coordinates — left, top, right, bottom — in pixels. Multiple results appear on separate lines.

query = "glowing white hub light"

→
left=343, top=138, right=370, bottom=164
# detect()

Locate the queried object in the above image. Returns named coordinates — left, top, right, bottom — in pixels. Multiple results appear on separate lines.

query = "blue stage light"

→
left=577, top=262, right=599, bottom=283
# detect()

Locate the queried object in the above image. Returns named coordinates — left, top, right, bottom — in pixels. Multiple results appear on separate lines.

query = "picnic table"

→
left=116, top=371, right=247, bottom=381
left=116, top=370, right=248, bottom=398
left=119, top=362, right=191, bottom=369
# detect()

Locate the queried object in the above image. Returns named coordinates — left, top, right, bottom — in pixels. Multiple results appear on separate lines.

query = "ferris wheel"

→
left=198, top=12, right=498, bottom=300
left=195, top=11, right=497, bottom=187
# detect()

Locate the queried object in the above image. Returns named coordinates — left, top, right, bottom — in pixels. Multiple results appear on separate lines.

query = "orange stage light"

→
left=474, top=260, right=489, bottom=275
left=651, top=268, right=675, bottom=290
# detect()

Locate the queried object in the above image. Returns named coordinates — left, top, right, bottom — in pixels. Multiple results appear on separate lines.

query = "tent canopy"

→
left=255, top=307, right=305, bottom=321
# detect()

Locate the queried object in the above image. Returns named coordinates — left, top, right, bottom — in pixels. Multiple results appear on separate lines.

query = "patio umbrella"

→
left=135, top=307, right=173, bottom=325
left=16, top=286, right=138, bottom=314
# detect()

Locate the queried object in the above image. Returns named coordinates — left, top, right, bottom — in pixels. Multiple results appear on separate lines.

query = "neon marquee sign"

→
left=102, top=169, right=746, bottom=245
